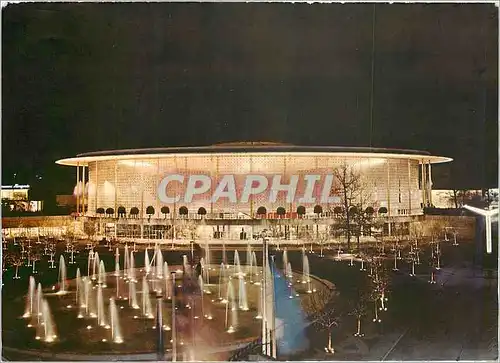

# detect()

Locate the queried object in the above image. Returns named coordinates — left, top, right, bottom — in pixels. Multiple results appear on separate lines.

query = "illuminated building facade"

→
left=56, top=143, right=452, bottom=241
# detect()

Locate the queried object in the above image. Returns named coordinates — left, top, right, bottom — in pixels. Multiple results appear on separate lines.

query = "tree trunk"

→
left=357, top=233, right=361, bottom=254
left=15, top=265, right=19, bottom=279
left=453, top=189, right=458, bottom=208
left=327, top=330, right=333, bottom=352
left=357, top=317, right=361, bottom=335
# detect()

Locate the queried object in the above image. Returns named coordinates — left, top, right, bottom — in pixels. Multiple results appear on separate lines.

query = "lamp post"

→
left=261, top=232, right=276, bottom=359
left=156, top=291, right=164, bottom=360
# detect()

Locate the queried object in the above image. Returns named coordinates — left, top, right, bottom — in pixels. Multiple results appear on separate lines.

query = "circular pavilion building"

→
left=56, top=142, right=452, bottom=241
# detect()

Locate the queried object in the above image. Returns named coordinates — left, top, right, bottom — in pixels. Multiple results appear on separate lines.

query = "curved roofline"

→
left=56, top=145, right=453, bottom=166
left=76, top=145, right=433, bottom=158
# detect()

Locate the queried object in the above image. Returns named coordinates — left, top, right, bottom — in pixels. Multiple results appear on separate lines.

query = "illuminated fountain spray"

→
left=283, top=249, right=288, bottom=274
left=256, top=284, right=263, bottom=319
left=109, top=298, right=123, bottom=343
left=79, top=278, right=90, bottom=317
left=218, top=263, right=226, bottom=299
left=124, top=245, right=129, bottom=279
left=200, top=258, right=208, bottom=285
left=75, top=268, right=82, bottom=304
left=114, top=248, right=120, bottom=277
left=225, top=278, right=238, bottom=333
left=251, top=251, right=259, bottom=284
left=238, top=277, right=249, bottom=311
left=128, top=280, right=139, bottom=309
left=98, top=260, right=107, bottom=287
left=23, top=276, right=36, bottom=318
left=129, top=251, right=136, bottom=282
left=57, top=255, right=67, bottom=294
left=204, top=240, right=212, bottom=267
left=144, top=249, right=151, bottom=276
left=77, top=277, right=86, bottom=318
left=155, top=246, right=163, bottom=279
left=246, top=245, right=252, bottom=274
left=87, top=251, right=93, bottom=276
left=92, top=252, right=100, bottom=281
left=234, top=250, right=243, bottom=278
left=164, top=262, right=171, bottom=299
left=302, top=254, right=312, bottom=293
left=35, top=283, right=43, bottom=324
left=97, top=285, right=108, bottom=327
left=141, top=276, right=154, bottom=318
left=35, top=299, right=57, bottom=343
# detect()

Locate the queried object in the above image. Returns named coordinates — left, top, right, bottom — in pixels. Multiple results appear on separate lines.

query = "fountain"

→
left=255, top=284, right=263, bottom=319
left=6, top=247, right=331, bottom=360
left=97, top=260, right=106, bottom=287
left=251, top=251, right=259, bottom=284
left=35, top=299, right=57, bottom=342
left=302, top=254, right=312, bottom=293
left=109, top=298, right=123, bottom=343
left=97, top=285, right=108, bottom=327
left=234, top=250, right=243, bottom=277
left=75, top=269, right=82, bottom=304
left=129, top=251, right=136, bottom=282
left=283, top=249, right=288, bottom=273
left=164, top=262, right=171, bottom=299
left=57, top=255, right=67, bottom=294
left=87, top=251, right=93, bottom=276
left=114, top=248, right=120, bottom=277
left=155, top=245, right=163, bottom=278
left=124, top=245, right=129, bottom=278
left=129, top=280, right=139, bottom=309
left=218, top=263, right=226, bottom=299
left=238, top=278, right=249, bottom=311
left=144, top=249, right=151, bottom=276
left=141, top=276, right=154, bottom=318
left=225, top=278, right=238, bottom=333
left=23, top=276, right=36, bottom=318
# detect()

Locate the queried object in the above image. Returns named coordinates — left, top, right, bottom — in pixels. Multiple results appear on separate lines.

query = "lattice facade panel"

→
left=85, top=153, right=427, bottom=217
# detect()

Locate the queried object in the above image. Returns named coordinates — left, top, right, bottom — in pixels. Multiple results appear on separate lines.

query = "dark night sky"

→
left=2, top=2, right=498, bottom=197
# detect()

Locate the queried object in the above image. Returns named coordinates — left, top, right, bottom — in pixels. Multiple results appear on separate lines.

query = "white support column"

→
left=420, top=160, right=426, bottom=207
left=82, top=165, right=86, bottom=215
left=76, top=163, right=80, bottom=215
left=114, top=161, right=118, bottom=218
left=407, top=160, right=412, bottom=215
left=95, top=161, right=99, bottom=215
left=386, top=160, right=391, bottom=237
left=140, top=161, right=144, bottom=241
left=427, top=161, right=433, bottom=206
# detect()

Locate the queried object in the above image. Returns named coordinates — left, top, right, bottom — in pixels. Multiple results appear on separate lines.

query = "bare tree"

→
left=11, top=250, right=24, bottom=279
left=302, top=288, right=340, bottom=354
left=349, top=291, right=369, bottom=337
left=332, top=163, right=363, bottom=252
